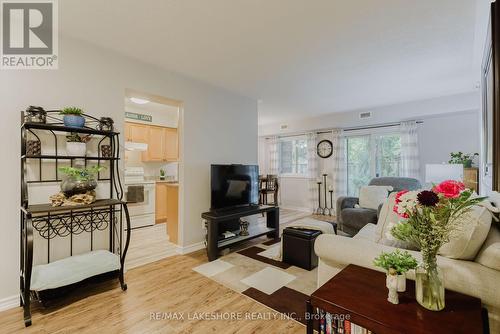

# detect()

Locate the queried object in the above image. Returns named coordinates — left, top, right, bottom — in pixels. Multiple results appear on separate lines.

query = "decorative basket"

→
left=101, top=145, right=112, bottom=158
left=26, top=140, right=41, bottom=156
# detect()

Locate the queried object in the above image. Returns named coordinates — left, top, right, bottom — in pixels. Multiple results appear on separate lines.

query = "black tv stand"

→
left=202, top=205, right=279, bottom=261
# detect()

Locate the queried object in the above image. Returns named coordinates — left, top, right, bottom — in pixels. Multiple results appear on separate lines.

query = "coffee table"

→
left=307, top=264, right=487, bottom=334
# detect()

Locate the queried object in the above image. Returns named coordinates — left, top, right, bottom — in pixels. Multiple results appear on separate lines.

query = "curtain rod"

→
left=264, top=120, right=424, bottom=139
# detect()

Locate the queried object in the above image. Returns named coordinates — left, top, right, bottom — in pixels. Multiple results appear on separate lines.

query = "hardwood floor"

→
left=0, top=250, right=305, bottom=333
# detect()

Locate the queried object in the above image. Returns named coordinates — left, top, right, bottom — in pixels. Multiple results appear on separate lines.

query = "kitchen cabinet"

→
left=155, top=183, right=168, bottom=223
left=166, top=184, right=179, bottom=244
left=163, top=127, right=179, bottom=161
left=126, top=122, right=178, bottom=162
left=155, top=182, right=179, bottom=245
left=144, top=126, right=165, bottom=161
left=125, top=122, right=149, bottom=143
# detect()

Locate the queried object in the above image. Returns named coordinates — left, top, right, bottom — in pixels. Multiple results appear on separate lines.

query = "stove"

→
left=124, top=166, right=155, bottom=229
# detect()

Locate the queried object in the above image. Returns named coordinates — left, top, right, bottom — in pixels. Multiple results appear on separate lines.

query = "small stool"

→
left=282, top=227, right=322, bottom=271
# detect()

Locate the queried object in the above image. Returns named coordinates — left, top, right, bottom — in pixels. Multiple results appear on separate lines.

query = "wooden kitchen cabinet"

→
left=163, top=127, right=179, bottom=161
left=155, top=183, right=168, bottom=223
left=126, top=122, right=178, bottom=161
left=144, top=126, right=166, bottom=161
left=125, top=122, right=149, bottom=143
left=166, top=185, right=179, bottom=244
left=155, top=182, right=179, bottom=244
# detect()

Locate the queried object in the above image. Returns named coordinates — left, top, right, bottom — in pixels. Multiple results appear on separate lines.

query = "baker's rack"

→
left=20, top=110, right=131, bottom=327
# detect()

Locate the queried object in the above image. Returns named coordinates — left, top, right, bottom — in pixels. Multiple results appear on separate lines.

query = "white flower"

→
left=397, top=191, right=419, bottom=214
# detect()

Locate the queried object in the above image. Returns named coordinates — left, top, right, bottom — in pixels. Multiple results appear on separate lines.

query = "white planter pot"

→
left=397, top=273, right=406, bottom=292
left=66, top=142, right=86, bottom=156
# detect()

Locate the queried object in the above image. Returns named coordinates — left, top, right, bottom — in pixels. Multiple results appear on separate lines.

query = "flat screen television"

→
left=211, top=164, right=259, bottom=210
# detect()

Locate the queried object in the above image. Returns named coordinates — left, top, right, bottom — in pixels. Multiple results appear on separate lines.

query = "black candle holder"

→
left=322, top=174, right=328, bottom=215
left=315, top=181, right=323, bottom=214
left=327, top=190, right=334, bottom=216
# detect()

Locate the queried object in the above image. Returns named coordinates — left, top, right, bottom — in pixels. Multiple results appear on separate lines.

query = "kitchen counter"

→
left=145, top=176, right=178, bottom=185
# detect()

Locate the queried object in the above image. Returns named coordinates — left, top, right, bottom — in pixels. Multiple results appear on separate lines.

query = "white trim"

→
left=280, top=205, right=311, bottom=213
left=175, top=241, right=205, bottom=255
left=0, top=295, right=19, bottom=312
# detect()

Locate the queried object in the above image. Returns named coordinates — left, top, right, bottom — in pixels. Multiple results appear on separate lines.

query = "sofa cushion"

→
left=358, top=185, right=393, bottom=210
left=439, top=205, right=493, bottom=260
left=475, top=223, right=500, bottom=270
left=353, top=223, right=377, bottom=242
left=374, top=193, right=417, bottom=250
left=341, top=208, right=377, bottom=233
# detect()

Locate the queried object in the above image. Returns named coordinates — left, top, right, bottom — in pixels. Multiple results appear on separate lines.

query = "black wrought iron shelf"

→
left=22, top=122, right=119, bottom=136
left=21, top=154, right=118, bottom=161
left=20, top=110, right=130, bottom=327
left=23, top=199, right=126, bottom=215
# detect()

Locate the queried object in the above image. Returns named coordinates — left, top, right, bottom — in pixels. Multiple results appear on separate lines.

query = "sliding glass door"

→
left=346, top=133, right=401, bottom=196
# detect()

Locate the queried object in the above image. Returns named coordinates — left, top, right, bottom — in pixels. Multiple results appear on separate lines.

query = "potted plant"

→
left=391, top=182, right=485, bottom=311
left=159, top=168, right=166, bottom=180
left=374, top=249, right=417, bottom=293
left=448, top=152, right=479, bottom=168
left=66, top=132, right=91, bottom=156
left=58, top=165, right=105, bottom=196
left=60, top=107, right=85, bottom=128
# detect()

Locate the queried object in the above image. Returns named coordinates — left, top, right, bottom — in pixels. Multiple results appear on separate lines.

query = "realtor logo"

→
left=1, top=0, right=58, bottom=69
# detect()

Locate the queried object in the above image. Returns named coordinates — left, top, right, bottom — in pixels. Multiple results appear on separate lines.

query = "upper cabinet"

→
left=163, top=127, right=179, bottom=161
left=125, top=122, right=178, bottom=162
left=125, top=122, right=149, bottom=143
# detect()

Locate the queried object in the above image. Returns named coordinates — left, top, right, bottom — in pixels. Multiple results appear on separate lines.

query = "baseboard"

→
left=176, top=241, right=206, bottom=255
left=280, top=205, right=311, bottom=213
left=0, top=295, right=19, bottom=312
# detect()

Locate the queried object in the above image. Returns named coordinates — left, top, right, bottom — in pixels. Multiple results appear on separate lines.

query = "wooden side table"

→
left=307, top=264, right=487, bottom=334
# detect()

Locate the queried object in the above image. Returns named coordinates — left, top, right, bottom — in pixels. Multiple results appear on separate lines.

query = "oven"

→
left=124, top=181, right=156, bottom=229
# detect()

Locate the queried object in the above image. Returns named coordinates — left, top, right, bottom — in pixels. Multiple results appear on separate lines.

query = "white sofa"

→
left=315, top=223, right=500, bottom=333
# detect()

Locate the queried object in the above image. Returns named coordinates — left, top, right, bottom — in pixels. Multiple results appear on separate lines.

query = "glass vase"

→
left=415, top=258, right=445, bottom=311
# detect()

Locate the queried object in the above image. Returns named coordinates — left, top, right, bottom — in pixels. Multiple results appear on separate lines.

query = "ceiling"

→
left=60, top=0, right=487, bottom=125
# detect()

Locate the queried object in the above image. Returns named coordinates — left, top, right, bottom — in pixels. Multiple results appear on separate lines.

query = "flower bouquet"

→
left=390, top=180, right=485, bottom=311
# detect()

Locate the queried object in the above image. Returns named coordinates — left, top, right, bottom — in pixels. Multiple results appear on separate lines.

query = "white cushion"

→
left=30, top=250, right=121, bottom=291
left=353, top=223, right=377, bottom=242
left=358, top=185, right=393, bottom=210
left=475, top=223, right=500, bottom=270
left=374, top=193, right=417, bottom=249
left=439, top=205, right=493, bottom=260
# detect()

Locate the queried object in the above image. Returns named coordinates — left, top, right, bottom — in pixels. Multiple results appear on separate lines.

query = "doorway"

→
left=123, top=89, right=183, bottom=269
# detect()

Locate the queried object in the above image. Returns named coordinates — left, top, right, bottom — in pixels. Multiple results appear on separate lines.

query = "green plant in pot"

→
left=159, top=168, right=166, bottom=180
left=66, top=132, right=91, bottom=156
left=448, top=152, right=479, bottom=168
left=374, top=249, right=417, bottom=293
left=58, top=165, right=105, bottom=196
left=60, top=107, right=85, bottom=128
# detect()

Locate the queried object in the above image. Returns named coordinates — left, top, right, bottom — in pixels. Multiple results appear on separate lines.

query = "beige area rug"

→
left=192, top=214, right=342, bottom=325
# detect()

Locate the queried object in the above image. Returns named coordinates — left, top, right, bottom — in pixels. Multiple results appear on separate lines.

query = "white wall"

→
left=260, top=104, right=480, bottom=211
left=259, top=92, right=479, bottom=136
left=0, top=38, right=257, bottom=301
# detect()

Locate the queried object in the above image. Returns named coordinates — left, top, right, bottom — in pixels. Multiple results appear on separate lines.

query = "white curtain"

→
left=400, top=121, right=420, bottom=180
left=306, top=132, right=318, bottom=212
left=267, top=136, right=280, bottom=175
left=331, top=129, right=347, bottom=213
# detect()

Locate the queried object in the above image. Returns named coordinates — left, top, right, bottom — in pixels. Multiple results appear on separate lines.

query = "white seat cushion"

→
left=31, top=250, right=121, bottom=291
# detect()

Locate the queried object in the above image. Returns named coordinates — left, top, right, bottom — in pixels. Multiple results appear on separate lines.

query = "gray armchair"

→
left=337, top=177, right=421, bottom=236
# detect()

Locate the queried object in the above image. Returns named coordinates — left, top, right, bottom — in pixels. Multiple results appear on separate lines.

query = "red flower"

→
left=433, top=180, right=465, bottom=199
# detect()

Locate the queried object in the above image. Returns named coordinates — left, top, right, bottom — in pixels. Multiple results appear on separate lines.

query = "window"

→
left=279, top=137, right=308, bottom=176
left=346, top=133, right=401, bottom=196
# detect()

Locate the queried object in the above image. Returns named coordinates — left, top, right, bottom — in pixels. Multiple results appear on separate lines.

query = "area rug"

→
left=192, top=215, right=339, bottom=325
